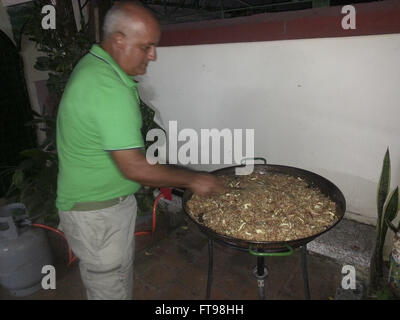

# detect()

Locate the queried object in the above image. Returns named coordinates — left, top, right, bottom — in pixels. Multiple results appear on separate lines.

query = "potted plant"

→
left=369, top=148, right=400, bottom=298
left=386, top=196, right=400, bottom=297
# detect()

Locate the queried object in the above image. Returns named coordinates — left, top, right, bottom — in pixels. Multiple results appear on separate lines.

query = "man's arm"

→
left=110, top=148, right=225, bottom=196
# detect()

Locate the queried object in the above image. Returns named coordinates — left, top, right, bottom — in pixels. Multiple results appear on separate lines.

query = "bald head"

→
left=101, top=1, right=161, bottom=76
left=102, top=2, right=159, bottom=41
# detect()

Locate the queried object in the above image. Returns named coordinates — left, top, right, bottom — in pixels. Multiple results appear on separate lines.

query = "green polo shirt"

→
left=56, top=44, right=144, bottom=211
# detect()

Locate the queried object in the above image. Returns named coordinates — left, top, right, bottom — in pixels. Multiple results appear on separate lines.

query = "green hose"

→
left=249, top=245, right=293, bottom=257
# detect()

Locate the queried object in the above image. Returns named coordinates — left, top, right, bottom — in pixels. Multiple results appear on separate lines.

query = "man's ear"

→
left=112, top=31, right=126, bottom=49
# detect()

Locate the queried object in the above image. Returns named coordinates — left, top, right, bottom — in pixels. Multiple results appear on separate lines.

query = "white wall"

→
left=137, top=33, right=400, bottom=227
left=19, top=36, right=49, bottom=113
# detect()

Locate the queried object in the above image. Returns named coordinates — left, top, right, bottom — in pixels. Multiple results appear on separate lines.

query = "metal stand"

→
left=301, top=244, right=311, bottom=300
left=205, top=239, right=311, bottom=300
left=206, top=239, right=213, bottom=300
left=252, top=257, right=268, bottom=300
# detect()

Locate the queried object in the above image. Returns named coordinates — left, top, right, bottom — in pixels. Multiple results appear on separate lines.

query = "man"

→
left=56, top=1, right=224, bottom=300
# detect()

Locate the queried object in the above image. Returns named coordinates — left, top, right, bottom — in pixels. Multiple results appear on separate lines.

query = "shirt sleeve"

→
left=93, top=84, right=145, bottom=151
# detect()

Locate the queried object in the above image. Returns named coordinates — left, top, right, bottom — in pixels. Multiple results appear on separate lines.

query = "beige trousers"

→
left=58, top=195, right=137, bottom=300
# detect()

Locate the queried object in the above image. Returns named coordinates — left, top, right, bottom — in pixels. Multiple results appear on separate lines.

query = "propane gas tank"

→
left=0, top=203, right=53, bottom=297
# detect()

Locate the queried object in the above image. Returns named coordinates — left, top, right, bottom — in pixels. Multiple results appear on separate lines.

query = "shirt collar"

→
left=89, top=44, right=137, bottom=88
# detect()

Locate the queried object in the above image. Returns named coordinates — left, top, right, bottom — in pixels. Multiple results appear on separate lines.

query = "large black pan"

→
left=182, top=160, right=346, bottom=252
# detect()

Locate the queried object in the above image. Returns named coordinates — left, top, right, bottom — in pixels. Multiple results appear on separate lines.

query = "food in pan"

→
left=186, top=168, right=339, bottom=242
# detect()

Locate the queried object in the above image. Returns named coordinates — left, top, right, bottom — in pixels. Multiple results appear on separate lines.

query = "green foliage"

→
left=139, top=99, right=164, bottom=151
left=369, top=148, right=400, bottom=293
left=377, top=149, right=391, bottom=227
left=6, top=148, right=58, bottom=225
left=136, top=188, right=156, bottom=217
left=375, top=287, right=396, bottom=300
left=27, top=109, right=57, bottom=151
left=23, top=0, right=93, bottom=104
left=383, top=188, right=400, bottom=234
left=1, top=109, right=58, bottom=225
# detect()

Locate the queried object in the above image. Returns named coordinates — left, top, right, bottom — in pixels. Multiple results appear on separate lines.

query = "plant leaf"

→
left=34, top=56, right=51, bottom=71
left=386, top=218, right=399, bottom=233
left=377, top=187, right=399, bottom=275
left=12, top=169, right=24, bottom=189
left=383, top=187, right=399, bottom=224
left=382, top=187, right=399, bottom=234
left=377, top=148, right=391, bottom=222
left=374, top=148, right=392, bottom=278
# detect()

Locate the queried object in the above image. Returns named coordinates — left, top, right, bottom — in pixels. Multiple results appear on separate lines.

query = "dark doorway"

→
left=0, top=30, right=36, bottom=197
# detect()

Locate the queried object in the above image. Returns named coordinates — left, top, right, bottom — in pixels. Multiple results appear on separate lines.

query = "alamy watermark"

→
left=41, top=265, right=56, bottom=290
left=145, top=121, right=255, bottom=175
left=41, top=4, right=56, bottom=30
left=42, top=4, right=357, bottom=31
left=341, top=5, right=356, bottom=30
left=341, top=265, right=356, bottom=290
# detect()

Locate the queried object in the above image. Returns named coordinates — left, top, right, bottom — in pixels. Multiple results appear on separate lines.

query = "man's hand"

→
left=188, top=173, right=226, bottom=197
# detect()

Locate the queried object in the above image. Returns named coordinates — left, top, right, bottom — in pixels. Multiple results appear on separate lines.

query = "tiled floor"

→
left=0, top=214, right=344, bottom=300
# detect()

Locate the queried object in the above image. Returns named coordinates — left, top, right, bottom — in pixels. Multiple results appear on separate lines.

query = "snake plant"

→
left=370, top=148, right=400, bottom=291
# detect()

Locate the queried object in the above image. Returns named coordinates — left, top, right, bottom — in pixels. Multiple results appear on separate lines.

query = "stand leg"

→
left=301, top=245, right=311, bottom=300
left=206, top=239, right=214, bottom=300
left=253, top=256, right=268, bottom=300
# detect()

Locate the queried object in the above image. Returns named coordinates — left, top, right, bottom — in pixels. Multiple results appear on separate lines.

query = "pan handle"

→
left=248, top=245, right=293, bottom=257
left=240, top=157, right=267, bottom=165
